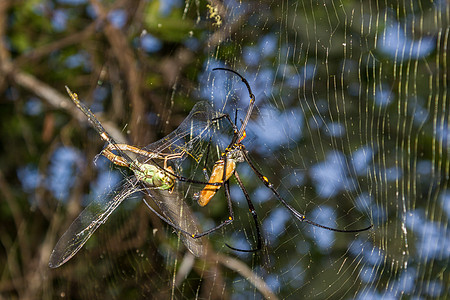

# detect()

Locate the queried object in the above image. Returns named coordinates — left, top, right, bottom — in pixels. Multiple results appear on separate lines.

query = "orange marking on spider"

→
left=196, top=158, right=237, bottom=207
left=238, top=130, right=247, bottom=143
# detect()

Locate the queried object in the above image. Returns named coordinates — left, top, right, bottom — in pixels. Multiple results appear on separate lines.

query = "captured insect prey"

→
left=49, top=88, right=223, bottom=268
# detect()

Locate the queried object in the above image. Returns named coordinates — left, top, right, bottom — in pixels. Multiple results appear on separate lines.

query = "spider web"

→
left=5, top=0, right=448, bottom=299
left=53, top=1, right=447, bottom=299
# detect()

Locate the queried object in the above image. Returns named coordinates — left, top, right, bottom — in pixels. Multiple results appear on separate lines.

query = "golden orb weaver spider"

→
left=182, top=67, right=373, bottom=251
left=129, top=67, right=373, bottom=252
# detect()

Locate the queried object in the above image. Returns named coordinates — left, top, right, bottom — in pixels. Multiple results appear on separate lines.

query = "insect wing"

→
left=142, top=101, right=223, bottom=158
left=146, top=188, right=205, bottom=257
left=49, top=181, right=136, bottom=268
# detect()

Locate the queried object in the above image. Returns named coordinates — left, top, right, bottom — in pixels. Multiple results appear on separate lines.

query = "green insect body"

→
left=133, top=162, right=175, bottom=190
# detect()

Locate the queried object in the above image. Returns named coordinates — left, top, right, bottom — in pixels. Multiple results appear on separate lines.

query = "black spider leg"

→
left=212, top=67, right=256, bottom=143
left=240, top=148, right=373, bottom=233
left=225, top=171, right=262, bottom=252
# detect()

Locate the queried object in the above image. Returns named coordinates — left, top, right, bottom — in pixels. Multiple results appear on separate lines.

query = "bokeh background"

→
left=0, top=0, right=448, bottom=299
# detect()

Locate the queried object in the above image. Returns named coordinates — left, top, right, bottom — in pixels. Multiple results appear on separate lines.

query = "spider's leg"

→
left=212, top=68, right=256, bottom=143
left=240, top=147, right=373, bottom=233
left=224, top=171, right=262, bottom=252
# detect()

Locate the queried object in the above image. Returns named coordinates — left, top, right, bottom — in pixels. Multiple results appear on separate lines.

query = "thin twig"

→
left=15, top=22, right=98, bottom=66
left=215, top=253, right=279, bottom=300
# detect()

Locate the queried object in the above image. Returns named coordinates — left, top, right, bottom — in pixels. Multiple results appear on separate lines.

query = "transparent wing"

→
left=142, top=101, right=226, bottom=160
left=144, top=188, right=205, bottom=257
left=49, top=181, right=137, bottom=268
